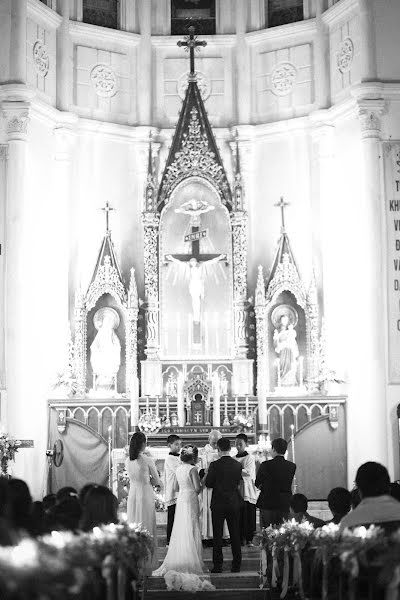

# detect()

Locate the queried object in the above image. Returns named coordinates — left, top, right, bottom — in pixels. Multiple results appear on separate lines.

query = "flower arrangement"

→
left=138, top=411, right=161, bottom=434
left=231, top=412, right=254, bottom=432
left=117, top=466, right=166, bottom=512
left=154, top=491, right=167, bottom=512
left=0, top=522, right=153, bottom=599
left=0, top=433, right=21, bottom=475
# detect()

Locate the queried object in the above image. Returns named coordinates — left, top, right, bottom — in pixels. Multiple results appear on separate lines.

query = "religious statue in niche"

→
left=272, top=304, right=299, bottom=387
left=165, top=372, right=178, bottom=397
left=90, top=307, right=121, bottom=393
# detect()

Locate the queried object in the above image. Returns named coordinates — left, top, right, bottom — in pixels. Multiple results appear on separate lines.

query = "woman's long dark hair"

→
left=79, top=485, right=118, bottom=532
left=129, top=431, right=146, bottom=460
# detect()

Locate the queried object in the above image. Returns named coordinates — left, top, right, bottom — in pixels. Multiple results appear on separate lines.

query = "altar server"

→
left=235, top=433, right=258, bottom=545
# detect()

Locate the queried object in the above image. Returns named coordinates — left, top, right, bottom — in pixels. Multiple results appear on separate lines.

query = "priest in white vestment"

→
left=199, top=430, right=229, bottom=541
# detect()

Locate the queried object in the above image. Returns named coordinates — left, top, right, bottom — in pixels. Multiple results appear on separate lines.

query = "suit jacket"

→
left=255, top=456, right=296, bottom=511
left=205, top=455, right=243, bottom=510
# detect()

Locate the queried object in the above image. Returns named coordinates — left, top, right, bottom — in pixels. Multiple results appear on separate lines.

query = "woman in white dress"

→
left=125, top=431, right=161, bottom=573
left=153, top=446, right=215, bottom=592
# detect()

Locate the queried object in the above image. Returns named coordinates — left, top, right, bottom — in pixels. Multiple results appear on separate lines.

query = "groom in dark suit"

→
left=205, top=437, right=243, bottom=573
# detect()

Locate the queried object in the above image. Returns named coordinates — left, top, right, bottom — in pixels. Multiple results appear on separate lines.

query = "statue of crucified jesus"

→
left=165, top=254, right=227, bottom=323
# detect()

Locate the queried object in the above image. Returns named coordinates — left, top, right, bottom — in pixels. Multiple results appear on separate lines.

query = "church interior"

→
left=1, top=0, right=400, bottom=597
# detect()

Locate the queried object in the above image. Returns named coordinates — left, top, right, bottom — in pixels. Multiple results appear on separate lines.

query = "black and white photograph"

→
left=0, top=0, right=399, bottom=598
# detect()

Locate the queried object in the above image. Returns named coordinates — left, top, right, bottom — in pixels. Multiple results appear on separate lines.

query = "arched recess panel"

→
left=74, top=408, right=85, bottom=424
left=87, top=409, right=99, bottom=434
left=311, top=405, right=322, bottom=420
left=115, top=408, right=128, bottom=448
left=101, top=408, right=113, bottom=440
left=268, top=406, right=281, bottom=439
left=283, top=406, right=295, bottom=441
left=297, top=405, right=308, bottom=430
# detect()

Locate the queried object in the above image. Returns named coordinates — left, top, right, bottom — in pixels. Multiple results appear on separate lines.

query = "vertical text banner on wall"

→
left=384, top=142, right=400, bottom=383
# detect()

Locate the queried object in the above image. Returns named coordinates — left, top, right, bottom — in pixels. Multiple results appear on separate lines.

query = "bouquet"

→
left=0, top=433, right=21, bottom=475
left=138, top=412, right=161, bottom=434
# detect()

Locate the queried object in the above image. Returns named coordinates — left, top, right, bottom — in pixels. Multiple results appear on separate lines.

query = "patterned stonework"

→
left=4, top=109, right=30, bottom=138
left=336, top=37, right=354, bottom=74
left=33, top=40, right=49, bottom=76
left=86, top=255, right=126, bottom=311
left=178, top=71, right=211, bottom=101
left=90, top=64, right=118, bottom=98
left=271, top=62, right=297, bottom=96
left=159, top=107, right=230, bottom=206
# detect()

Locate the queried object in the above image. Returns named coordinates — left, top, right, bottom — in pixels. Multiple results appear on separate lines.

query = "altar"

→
left=47, top=28, right=347, bottom=501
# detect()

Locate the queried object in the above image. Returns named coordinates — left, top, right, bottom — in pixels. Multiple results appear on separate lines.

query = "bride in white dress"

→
left=153, top=446, right=215, bottom=592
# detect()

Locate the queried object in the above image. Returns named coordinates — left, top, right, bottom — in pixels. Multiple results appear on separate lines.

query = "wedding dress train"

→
left=153, top=463, right=215, bottom=592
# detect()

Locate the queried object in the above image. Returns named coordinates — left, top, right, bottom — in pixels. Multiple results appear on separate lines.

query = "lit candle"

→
left=245, top=395, right=249, bottom=417
left=146, top=396, right=150, bottom=414
left=235, top=396, right=238, bottom=415
left=166, top=396, right=170, bottom=418
left=156, top=395, right=160, bottom=418
left=108, top=425, right=112, bottom=440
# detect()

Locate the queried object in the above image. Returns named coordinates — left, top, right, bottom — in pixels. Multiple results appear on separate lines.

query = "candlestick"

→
left=245, top=395, right=249, bottom=417
left=156, top=395, right=160, bottom=418
left=107, top=425, right=112, bottom=490
left=290, top=424, right=297, bottom=492
left=223, top=395, right=230, bottom=426
left=235, top=395, right=238, bottom=415
left=166, top=396, right=170, bottom=418
left=146, top=395, right=150, bottom=414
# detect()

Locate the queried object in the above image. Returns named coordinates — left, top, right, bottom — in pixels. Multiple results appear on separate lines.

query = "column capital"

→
left=356, top=100, right=385, bottom=139
left=2, top=102, right=30, bottom=141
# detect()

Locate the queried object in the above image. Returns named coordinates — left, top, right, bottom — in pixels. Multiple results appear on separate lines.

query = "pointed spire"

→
left=266, top=200, right=306, bottom=305
left=255, top=265, right=266, bottom=308
left=128, top=267, right=138, bottom=309
left=157, top=28, right=232, bottom=211
left=145, top=131, right=156, bottom=212
left=232, top=130, right=244, bottom=211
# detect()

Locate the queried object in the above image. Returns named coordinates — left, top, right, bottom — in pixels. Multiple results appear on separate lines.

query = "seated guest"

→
left=8, top=478, right=34, bottom=537
left=80, top=485, right=118, bottom=531
left=326, top=487, right=351, bottom=524
left=48, top=495, right=82, bottom=532
left=350, top=486, right=361, bottom=510
left=79, top=483, right=97, bottom=507
left=290, top=493, right=325, bottom=528
left=42, top=494, right=56, bottom=512
left=31, top=501, right=45, bottom=537
left=0, top=477, right=15, bottom=545
left=339, top=462, right=400, bottom=532
left=56, top=486, right=78, bottom=503
left=389, top=481, right=400, bottom=502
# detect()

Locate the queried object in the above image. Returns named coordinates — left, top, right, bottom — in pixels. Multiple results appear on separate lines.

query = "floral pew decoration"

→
left=0, top=522, right=153, bottom=600
left=257, top=521, right=393, bottom=600
left=257, top=519, right=314, bottom=599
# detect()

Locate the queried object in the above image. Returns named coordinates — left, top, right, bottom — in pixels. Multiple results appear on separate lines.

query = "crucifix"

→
left=101, top=202, right=115, bottom=233
left=165, top=221, right=227, bottom=343
left=274, top=197, right=289, bottom=233
left=177, top=25, right=207, bottom=77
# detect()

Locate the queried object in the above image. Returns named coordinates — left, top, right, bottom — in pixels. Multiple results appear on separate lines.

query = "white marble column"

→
left=137, top=0, right=152, bottom=125
left=10, top=0, right=27, bottom=83
left=2, top=103, right=42, bottom=492
left=56, top=0, right=71, bottom=111
left=358, top=0, right=378, bottom=82
left=235, top=0, right=251, bottom=124
left=0, top=145, right=7, bottom=403
left=344, top=100, right=387, bottom=480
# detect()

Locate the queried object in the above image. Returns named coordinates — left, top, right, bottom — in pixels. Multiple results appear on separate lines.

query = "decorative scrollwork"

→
left=90, top=64, right=118, bottom=98
left=232, top=215, right=247, bottom=300
left=178, top=71, right=211, bottom=101
left=266, top=253, right=306, bottom=307
left=86, top=255, right=126, bottom=311
left=33, top=40, right=49, bottom=76
left=143, top=224, right=159, bottom=300
left=271, top=62, right=297, bottom=97
left=336, top=37, right=354, bottom=74
left=159, top=107, right=231, bottom=206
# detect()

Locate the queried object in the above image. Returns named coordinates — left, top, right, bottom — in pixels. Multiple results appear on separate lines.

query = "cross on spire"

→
left=274, top=197, right=289, bottom=233
left=101, top=202, right=115, bottom=234
left=177, top=26, right=207, bottom=77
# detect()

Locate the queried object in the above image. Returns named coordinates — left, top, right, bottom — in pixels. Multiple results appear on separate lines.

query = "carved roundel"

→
left=33, top=40, right=49, bottom=76
left=90, top=64, right=118, bottom=98
left=336, top=37, right=354, bottom=74
left=271, top=62, right=298, bottom=96
left=178, top=71, right=211, bottom=101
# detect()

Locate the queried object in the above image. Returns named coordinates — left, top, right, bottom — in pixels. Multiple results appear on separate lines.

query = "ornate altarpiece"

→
left=141, top=47, right=254, bottom=429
